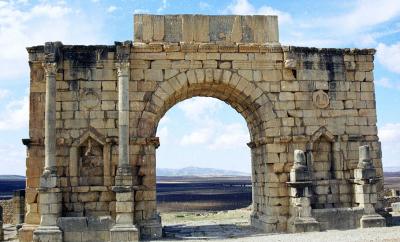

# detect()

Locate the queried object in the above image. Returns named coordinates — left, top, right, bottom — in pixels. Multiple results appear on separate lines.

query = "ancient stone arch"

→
left=145, top=69, right=274, bottom=136
left=21, top=14, right=385, bottom=242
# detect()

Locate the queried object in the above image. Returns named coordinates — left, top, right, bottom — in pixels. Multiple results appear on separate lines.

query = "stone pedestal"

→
left=110, top=225, right=138, bottom=242
left=287, top=150, right=320, bottom=232
left=33, top=226, right=62, bottom=242
left=287, top=186, right=320, bottom=232
left=33, top=172, right=62, bottom=242
left=33, top=185, right=62, bottom=242
left=111, top=167, right=139, bottom=242
left=354, top=145, right=386, bottom=228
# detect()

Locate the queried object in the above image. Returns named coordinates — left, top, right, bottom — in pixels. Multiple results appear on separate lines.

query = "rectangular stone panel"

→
left=134, top=14, right=279, bottom=43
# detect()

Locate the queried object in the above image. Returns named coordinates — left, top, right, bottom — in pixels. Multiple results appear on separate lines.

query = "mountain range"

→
left=0, top=175, right=26, bottom=180
left=156, top=166, right=250, bottom=177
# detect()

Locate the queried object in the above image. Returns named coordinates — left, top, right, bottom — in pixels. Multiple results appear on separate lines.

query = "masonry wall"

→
left=25, top=40, right=382, bottom=237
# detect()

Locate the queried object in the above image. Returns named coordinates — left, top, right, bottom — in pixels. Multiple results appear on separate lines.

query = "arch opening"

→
left=155, top=96, right=254, bottom=238
left=134, top=69, right=278, bottom=238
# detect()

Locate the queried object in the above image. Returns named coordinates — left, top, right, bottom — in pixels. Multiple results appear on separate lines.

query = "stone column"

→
left=354, top=145, right=385, bottom=228
left=110, top=60, right=139, bottom=242
left=43, top=62, right=57, bottom=174
left=287, top=150, right=320, bottom=232
left=33, top=62, right=62, bottom=242
left=118, top=61, right=130, bottom=172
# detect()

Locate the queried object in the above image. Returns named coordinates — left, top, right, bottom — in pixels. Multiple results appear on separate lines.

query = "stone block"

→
left=58, top=217, right=88, bottom=232
left=360, top=215, right=385, bottom=228
left=221, top=53, right=248, bottom=61
left=144, top=69, right=163, bottom=82
left=116, top=202, right=133, bottom=213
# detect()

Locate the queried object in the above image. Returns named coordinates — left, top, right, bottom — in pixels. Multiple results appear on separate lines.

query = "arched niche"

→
left=307, top=127, right=339, bottom=209
left=307, top=127, right=336, bottom=181
left=69, top=127, right=112, bottom=187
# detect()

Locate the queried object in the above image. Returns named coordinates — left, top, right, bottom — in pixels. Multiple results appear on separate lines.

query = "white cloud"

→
left=0, top=96, right=29, bottom=130
left=133, top=9, right=149, bottom=14
left=337, top=0, right=400, bottom=33
left=281, top=0, right=400, bottom=47
left=0, top=143, right=26, bottom=175
left=157, top=0, right=167, bottom=13
left=180, top=128, right=212, bottom=145
left=177, top=97, right=223, bottom=121
left=379, top=123, right=400, bottom=167
left=0, top=1, right=105, bottom=82
left=376, top=77, right=400, bottom=90
left=199, top=2, right=210, bottom=9
left=107, top=5, right=117, bottom=13
left=227, top=0, right=292, bottom=24
left=208, top=123, right=249, bottom=150
left=380, top=123, right=400, bottom=143
left=0, top=89, right=10, bottom=100
left=158, top=126, right=169, bottom=145
left=377, top=42, right=400, bottom=74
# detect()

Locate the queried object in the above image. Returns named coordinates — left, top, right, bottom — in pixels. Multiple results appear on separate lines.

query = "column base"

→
left=110, top=225, right=139, bottom=242
left=32, top=225, right=62, bottom=242
left=288, top=217, right=320, bottom=233
left=360, top=214, right=386, bottom=228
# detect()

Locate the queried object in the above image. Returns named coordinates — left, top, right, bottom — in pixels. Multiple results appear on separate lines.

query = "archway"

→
left=135, top=69, right=283, bottom=238
left=155, top=96, right=253, bottom=238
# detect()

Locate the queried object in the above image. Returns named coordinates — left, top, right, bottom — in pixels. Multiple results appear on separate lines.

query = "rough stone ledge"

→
left=283, top=46, right=376, bottom=55
left=27, top=42, right=376, bottom=57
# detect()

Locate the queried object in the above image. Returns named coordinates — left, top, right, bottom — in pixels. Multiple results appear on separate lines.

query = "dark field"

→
left=0, top=180, right=25, bottom=199
left=156, top=176, right=252, bottom=212
left=0, top=176, right=252, bottom=211
left=383, top=172, right=400, bottom=189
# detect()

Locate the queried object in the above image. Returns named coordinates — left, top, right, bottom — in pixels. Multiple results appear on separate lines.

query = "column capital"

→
left=115, top=61, right=130, bottom=77
left=115, top=40, right=132, bottom=62
left=42, top=62, right=57, bottom=76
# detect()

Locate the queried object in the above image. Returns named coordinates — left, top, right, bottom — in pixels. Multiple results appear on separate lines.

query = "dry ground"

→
left=158, top=208, right=400, bottom=242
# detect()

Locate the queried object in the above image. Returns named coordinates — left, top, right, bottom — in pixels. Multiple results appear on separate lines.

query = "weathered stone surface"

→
left=24, top=13, right=382, bottom=242
left=134, top=14, right=279, bottom=43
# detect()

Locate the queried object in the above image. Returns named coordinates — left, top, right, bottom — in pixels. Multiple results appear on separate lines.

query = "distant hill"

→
left=383, top=167, right=400, bottom=177
left=0, top=175, right=26, bottom=180
left=157, top=167, right=250, bottom=177
left=384, top=167, right=400, bottom=172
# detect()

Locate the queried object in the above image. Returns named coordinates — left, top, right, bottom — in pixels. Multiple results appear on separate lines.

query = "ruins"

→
left=20, top=14, right=385, bottom=242
left=0, top=205, right=3, bottom=241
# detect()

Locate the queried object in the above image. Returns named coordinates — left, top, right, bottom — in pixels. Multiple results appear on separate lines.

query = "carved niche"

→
left=307, top=127, right=336, bottom=181
left=69, top=127, right=112, bottom=187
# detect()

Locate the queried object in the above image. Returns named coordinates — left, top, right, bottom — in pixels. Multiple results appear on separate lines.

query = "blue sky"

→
left=0, top=0, right=399, bottom=175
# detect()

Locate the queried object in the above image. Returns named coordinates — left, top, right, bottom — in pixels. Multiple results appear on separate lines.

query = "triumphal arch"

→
left=20, top=15, right=386, bottom=242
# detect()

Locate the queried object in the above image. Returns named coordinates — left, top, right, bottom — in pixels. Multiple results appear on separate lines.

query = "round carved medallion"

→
left=313, top=90, right=330, bottom=109
left=81, top=90, right=100, bottom=110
